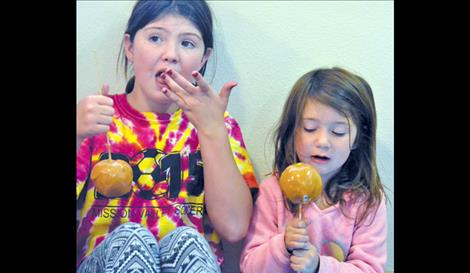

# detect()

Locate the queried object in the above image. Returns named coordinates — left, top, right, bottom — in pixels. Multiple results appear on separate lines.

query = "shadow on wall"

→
left=207, top=12, right=244, bottom=273
left=212, top=7, right=308, bottom=273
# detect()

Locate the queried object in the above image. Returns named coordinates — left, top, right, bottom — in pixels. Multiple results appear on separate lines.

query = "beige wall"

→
left=77, top=1, right=394, bottom=271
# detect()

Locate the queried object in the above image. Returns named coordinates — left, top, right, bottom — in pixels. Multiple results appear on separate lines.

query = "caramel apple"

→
left=91, top=158, right=133, bottom=197
left=279, top=162, right=322, bottom=218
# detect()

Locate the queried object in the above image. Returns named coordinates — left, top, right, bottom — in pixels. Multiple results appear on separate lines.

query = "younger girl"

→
left=240, top=67, right=387, bottom=273
left=76, top=1, right=257, bottom=272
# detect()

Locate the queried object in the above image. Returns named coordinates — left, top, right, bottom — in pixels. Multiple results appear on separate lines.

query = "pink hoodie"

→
left=240, top=175, right=387, bottom=273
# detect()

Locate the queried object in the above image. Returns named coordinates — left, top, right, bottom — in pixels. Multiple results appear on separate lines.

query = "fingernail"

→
left=161, top=73, right=166, bottom=79
left=165, top=68, right=172, bottom=76
left=191, top=71, right=198, bottom=78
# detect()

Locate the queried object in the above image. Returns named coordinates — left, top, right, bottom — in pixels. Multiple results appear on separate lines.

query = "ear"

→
left=200, top=47, right=212, bottom=67
left=123, top=34, right=134, bottom=62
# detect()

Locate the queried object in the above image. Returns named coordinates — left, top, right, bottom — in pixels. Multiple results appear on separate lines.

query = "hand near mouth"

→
left=160, top=68, right=237, bottom=136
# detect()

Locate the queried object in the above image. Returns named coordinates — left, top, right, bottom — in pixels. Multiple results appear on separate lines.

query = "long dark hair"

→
left=273, top=67, right=385, bottom=224
left=117, top=0, right=214, bottom=93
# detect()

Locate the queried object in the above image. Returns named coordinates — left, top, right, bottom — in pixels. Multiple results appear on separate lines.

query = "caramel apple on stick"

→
left=90, top=52, right=133, bottom=197
left=279, top=163, right=322, bottom=219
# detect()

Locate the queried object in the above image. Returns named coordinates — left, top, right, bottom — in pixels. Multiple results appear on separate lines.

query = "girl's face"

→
left=295, top=99, right=357, bottom=184
left=124, top=14, right=211, bottom=112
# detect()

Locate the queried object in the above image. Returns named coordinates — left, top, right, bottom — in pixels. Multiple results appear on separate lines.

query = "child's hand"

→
left=290, top=243, right=320, bottom=273
left=161, top=68, right=237, bottom=135
left=285, top=218, right=309, bottom=253
left=77, top=84, right=114, bottom=143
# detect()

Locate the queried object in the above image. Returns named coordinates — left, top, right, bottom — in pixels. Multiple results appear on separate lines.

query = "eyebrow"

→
left=302, top=118, right=349, bottom=126
left=142, top=26, right=202, bottom=40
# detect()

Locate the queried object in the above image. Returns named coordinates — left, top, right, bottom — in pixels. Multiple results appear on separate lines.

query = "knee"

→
left=161, top=226, right=205, bottom=245
left=116, top=221, right=144, bottom=229
left=173, top=226, right=206, bottom=242
left=112, top=221, right=146, bottom=233
left=107, top=222, right=157, bottom=244
left=176, top=226, right=200, bottom=237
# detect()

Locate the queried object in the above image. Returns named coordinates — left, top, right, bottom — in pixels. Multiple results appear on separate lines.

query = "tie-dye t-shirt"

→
left=76, top=94, right=258, bottom=266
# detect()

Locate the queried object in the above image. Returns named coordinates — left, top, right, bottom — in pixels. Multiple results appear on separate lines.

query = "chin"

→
left=152, top=90, right=170, bottom=100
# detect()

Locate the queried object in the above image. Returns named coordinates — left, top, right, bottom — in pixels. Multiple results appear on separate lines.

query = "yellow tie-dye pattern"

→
left=228, top=132, right=254, bottom=177
left=186, top=194, right=203, bottom=204
left=108, top=129, right=122, bottom=143
left=142, top=112, right=162, bottom=148
left=137, top=157, right=156, bottom=173
left=114, top=118, right=140, bottom=148
left=76, top=182, right=85, bottom=200
left=81, top=188, right=99, bottom=219
left=173, top=129, right=192, bottom=152
left=91, top=153, right=100, bottom=162
left=179, top=166, right=189, bottom=199
left=137, top=175, right=155, bottom=191
left=180, top=194, right=204, bottom=228
left=85, top=198, right=120, bottom=257
left=223, top=111, right=254, bottom=178
left=150, top=199, right=161, bottom=218
left=207, top=230, right=221, bottom=244
left=158, top=215, right=177, bottom=238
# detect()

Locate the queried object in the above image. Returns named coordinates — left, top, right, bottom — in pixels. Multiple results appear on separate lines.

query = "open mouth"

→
left=155, top=69, right=169, bottom=89
left=155, top=70, right=165, bottom=78
left=312, top=155, right=330, bottom=161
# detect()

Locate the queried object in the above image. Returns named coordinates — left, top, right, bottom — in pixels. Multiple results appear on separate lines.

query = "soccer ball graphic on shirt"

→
left=132, top=149, right=173, bottom=199
left=95, top=149, right=204, bottom=200
left=131, top=148, right=204, bottom=200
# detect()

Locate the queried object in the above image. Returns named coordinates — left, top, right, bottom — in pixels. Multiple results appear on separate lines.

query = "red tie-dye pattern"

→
left=134, top=125, right=157, bottom=150
left=227, top=120, right=246, bottom=148
left=76, top=138, right=92, bottom=182
left=187, top=129, right=199, bottom=150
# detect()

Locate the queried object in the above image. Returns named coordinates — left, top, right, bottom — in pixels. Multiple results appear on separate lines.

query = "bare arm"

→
left=162, top=69, right=253, bottom=242
left=198, top=122, right=253, bottom=242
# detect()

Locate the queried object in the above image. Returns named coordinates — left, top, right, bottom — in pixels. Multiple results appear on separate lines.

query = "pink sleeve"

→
left=319, top=198, right=387, bottom=273
left=240, top=177, right=293, bottom=273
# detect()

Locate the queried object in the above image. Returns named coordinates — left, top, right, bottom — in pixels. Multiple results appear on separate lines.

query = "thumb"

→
left=100, top=83, right=110, bottom=96
left=219, top=81, right=237, bottom=103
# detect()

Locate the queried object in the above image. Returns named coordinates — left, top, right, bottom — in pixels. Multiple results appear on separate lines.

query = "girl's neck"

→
left=126, top=91, right=178, bottom=114
left=315, top=192, right=332, bottom=210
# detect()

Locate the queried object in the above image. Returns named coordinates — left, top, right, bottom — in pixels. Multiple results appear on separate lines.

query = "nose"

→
left=161, top=42, right=178, bottom=64
left=314, top=128, right=330, bottom=149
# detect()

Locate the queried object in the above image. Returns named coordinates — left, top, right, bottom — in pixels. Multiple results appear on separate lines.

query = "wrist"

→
left=197, top=123, right=227, bottom=141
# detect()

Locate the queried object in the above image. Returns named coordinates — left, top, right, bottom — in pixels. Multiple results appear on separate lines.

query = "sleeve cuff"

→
left=270, top=232, right=291, bottom=266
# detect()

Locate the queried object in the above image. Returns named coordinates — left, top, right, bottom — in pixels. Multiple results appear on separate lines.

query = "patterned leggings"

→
left=77, top=222, right=221, bottom=273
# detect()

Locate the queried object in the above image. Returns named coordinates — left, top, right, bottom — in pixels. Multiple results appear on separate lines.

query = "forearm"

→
left=199, top=125, right=253, bottom=242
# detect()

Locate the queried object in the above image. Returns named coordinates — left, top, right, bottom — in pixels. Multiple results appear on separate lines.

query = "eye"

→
left=182, top=40, right=195, bottom=48
left=332, top=131, right=346, bottom=136
left=149, top=35, right=162, bottom=43
left=303, top=127, right=316, bottom=133
left=331, top=128, right=347, bottom=136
